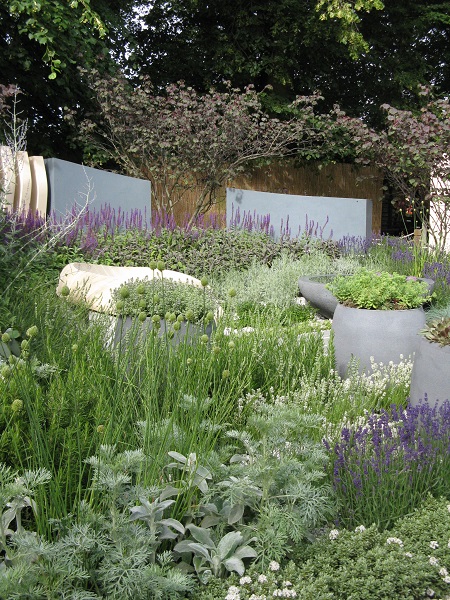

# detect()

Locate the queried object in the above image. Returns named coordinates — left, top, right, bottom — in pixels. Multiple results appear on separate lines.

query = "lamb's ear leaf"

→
left=223, top=557, right=245, bottom=575
left=182, top=542, right=211, bottom=560
left=235, top=545, right=258, bottom=560
left=228, top=503, right=244, bottom=524
left=217, top=531, right=242, bottom=559
left=168, top=451, right=186, bottom=464
left=186, top=524, right=215, bottom=549
left=159, top=518, right=185, bottom=534
left=160, top=485, right=180, bottom=500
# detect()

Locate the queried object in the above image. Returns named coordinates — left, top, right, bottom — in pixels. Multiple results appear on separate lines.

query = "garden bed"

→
left=1, top=213, right=450, bottom=599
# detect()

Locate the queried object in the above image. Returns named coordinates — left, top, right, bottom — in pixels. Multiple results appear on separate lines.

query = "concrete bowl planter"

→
left=409, top=336, right=450, bottom=408
left=298, top=275, right=339, bottom=318
left=298, top=275, right=434, bottom=320
left=332, top=304, right=426, bottom=378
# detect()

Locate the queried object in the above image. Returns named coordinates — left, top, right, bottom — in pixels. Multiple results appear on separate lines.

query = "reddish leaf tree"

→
left=334, top=92, right=450, bottom=249
left=71, top=72, right=332, bottom=223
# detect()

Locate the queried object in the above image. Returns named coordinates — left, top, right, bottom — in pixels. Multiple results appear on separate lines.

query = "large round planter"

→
left=298, top=275, right=435, bottom=320
left=298, top=275, right=339, bottom=318
left=409, top=336, right=450, bottom=408
left=332, top=304, right=426, bottom=378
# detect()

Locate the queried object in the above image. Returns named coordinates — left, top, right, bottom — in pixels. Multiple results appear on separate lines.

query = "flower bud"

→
left=213, top=345, right=221, bottom=354
left=228, top=288, right=237, bottom=298
left=157, top=260, right=165, bottom=271
left=119, top=286, right=130, bottom=299
left=186, top=358, right=193, bottom=365
left=136, top=283, right=146, bottom=295
left=97, top=424, right=105, bottom=434
left=177, top=313, right=185, bottom=322
left=138, top=312, right=147, bottom=322
left=206, top=311, right=214, bottom=323
left=60, top=285, right=70, bottom=297
left=20, top=339, right=29, bottom=351
left=200, top=334, right=209, bottom=344
left=138, top=298, right=147, bottom=309
left=26, top=326, right=38, bottom=338
left=222, top=369, right=230, bottom=379
left=186, top=309, right=194, bottom=322
left=116, top=300, right=125, bottom=312
left=173, top=321, right=181, bottom=331
left=228, top=341, right=235, bottom=350
left=11, top=398, right=23, bottom=412
left=200, top=276, right=208, bottom=287
left=149, top=260, right=157, bottom=270
left=72, top=344, right=78, bottom=352
left=1, top=332, right=11, bottom=343
left=152, top=315, right=161, bottom=325
left=1, top=365, right=11, bottom=378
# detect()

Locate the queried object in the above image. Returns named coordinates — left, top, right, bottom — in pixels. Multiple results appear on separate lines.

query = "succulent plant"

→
left=421, top=317, right=450, bottom=346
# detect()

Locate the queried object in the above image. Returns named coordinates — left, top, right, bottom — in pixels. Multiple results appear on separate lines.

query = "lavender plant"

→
left=326, top=400, right=450, bottom=530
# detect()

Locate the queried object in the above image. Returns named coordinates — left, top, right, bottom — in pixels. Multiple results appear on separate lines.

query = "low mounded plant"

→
left=194, top=496, right=450, bottom=600
left=421, top=316, right=450, bottom=346
left=327, top=268, right=431, bottom=309
left=112, top=276, right=216, bottom=326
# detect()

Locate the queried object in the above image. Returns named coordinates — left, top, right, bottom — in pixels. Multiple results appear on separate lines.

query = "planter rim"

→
left=335, top=303, right=425, bottom=313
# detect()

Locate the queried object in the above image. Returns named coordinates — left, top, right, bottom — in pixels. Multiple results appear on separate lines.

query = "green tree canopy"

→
left=128, top=0, right=450, bottom=126
left=0, top=0, right=136, bottom=157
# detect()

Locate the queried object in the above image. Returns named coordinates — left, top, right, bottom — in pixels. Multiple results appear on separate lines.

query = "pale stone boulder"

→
left=57, top=262, right=205, bottom=315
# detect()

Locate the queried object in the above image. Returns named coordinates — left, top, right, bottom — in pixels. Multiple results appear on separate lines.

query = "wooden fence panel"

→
left=172, top=162, right=384, bottom=233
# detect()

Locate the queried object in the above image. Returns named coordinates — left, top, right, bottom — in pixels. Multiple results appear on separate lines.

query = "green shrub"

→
left=291, top=496, right=450, bottom=600
left=328, top=268, right=431, bottom=309
left=80, top=227, right=340, bottom=279
left=111, top=277, right=216, bottom=325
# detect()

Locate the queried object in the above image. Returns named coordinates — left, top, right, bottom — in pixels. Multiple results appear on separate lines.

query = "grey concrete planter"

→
left=89, top=311, right=213, bottom=350
left=114, top=315, right=214, bottom=349
left=298, top=275, right=434, bottom=320
left=409, top=336, right=450, bottom=408
left=298, top=275, right=339, bottom=318
left=332, top=304, right=426, bottom=378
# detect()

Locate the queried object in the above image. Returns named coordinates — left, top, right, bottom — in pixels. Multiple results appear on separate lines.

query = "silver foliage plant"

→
left=0, top=397, right=336, bottom=596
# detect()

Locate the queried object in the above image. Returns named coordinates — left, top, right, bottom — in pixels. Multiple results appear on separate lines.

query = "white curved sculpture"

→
left=29, top=156, right=48, bottom=217
left=57, top=262, right=206, bottom=314
left=14, top=151, right=32, bottom=212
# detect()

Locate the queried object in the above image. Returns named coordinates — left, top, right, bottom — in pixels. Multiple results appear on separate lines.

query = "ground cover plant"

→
left=1, top=210, right=450, bottom=598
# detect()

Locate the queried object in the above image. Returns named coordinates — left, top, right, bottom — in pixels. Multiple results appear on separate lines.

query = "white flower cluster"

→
left=329, top=529, right=339, bottom=540
left=354, top=525, right=366, bottom=533
left=430, top=541, right=439, bottom=549
left=236, top=566, right=299, bottom=600
left=386, top=537, right=404, bottom=547
left=272, top=588, right=297, bottom=597
left=430, top=556, right=439, bottom=566
left=224, top=326, right=255, bottom=336
left=226, top=585, right=241, bottom=600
